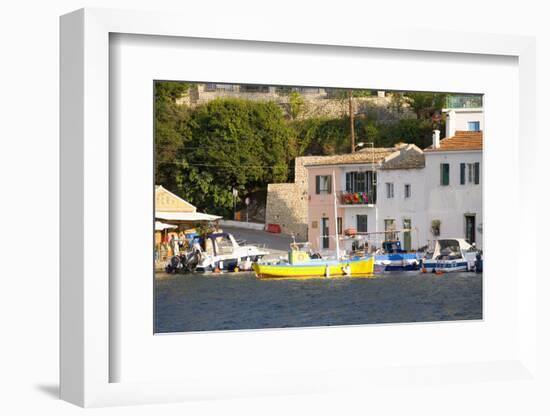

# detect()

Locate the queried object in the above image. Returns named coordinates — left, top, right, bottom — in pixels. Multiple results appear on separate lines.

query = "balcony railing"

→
left=338, top=190, right=376, bottom=205
left=445, top=94, right=483, bottom=109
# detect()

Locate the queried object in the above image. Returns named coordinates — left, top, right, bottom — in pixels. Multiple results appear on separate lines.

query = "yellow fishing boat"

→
left=253, top=244, right=375, bottom=279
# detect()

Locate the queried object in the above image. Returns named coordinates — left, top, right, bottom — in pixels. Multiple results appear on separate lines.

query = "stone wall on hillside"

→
left=265, top=156, right=327, bottom=239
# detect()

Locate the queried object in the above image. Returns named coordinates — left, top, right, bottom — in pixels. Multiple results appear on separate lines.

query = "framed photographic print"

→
left=60, top=7, right=539, bottom=408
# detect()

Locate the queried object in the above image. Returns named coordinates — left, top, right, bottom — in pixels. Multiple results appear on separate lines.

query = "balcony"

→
left=445, top=94, right=483, bottom=109
left=338, top=190, right=376, bottom=206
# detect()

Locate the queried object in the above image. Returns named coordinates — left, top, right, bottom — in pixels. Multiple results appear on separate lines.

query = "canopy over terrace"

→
left=155, top=211, right=222, bottom=224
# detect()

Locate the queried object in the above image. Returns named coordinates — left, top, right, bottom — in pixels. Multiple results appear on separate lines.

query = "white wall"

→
left=445, top=108, right=484, bottom=137
left=376, top=168, right=429, bottom=250
left=424, top=151, right=483, bottom=248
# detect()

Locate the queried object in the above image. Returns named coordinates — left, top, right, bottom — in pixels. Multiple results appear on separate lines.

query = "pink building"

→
left=305, top=149, right=394, bottom=252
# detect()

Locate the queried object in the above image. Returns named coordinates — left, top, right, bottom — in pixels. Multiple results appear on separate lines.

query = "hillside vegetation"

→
left=155, top=81, right=446, bottom=217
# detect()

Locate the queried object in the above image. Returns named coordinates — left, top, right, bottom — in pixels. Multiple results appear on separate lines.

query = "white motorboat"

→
left=194, top=232, right=269, bottom=272
left=422, top=238, right=481, bottom=273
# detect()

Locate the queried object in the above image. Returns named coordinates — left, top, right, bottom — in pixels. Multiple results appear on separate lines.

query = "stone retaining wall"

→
left=265, top=156, right=327, bottom=240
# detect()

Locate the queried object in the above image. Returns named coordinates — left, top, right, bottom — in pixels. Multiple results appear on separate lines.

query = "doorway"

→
left=403, top=219, right=412, bottom=251
left=465, top=214, right=476, bottom=244
left=321, top=217, right=330, bottom=249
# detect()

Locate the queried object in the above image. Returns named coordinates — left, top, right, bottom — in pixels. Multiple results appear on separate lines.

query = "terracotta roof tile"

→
left=303, top=148, right=395, bottom=167
left=425, top=130, right=483, bottom=152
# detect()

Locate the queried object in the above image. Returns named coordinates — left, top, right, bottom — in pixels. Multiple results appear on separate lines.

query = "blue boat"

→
left=374, top=240, right=421, bottom=272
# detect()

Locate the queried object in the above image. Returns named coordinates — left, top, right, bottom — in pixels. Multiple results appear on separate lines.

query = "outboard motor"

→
left=475, top=251, right=483, bottom=273
left=185, top=250, right=201, bottom=272
left=165, top=255, right=183, bottom=273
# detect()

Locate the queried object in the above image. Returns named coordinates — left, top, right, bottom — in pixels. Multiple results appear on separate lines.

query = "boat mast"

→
left=332, top=170, right=340, bottom=259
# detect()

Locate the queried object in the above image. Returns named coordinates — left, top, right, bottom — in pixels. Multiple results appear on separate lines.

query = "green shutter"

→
left=460, top=163, right=465, bottom=185
left=474, top=162, right=480, bottom=184
left=440, top=163, right=449, bottom=186
left=315, top=176, right=320, bottom=194
left=327, top=175, right=332, bottom=193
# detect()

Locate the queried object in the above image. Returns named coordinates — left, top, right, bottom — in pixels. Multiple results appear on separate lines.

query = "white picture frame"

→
left=60, top=8, right=538, bottom=408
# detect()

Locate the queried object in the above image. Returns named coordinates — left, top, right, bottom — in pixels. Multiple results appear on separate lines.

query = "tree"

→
left=288, top=91, right=305, bottom=119
left=154, top=81, right=192, bottom=191
left=405, top=92, right=447, bottom=120
left=174, top=98, right=294, bottom=217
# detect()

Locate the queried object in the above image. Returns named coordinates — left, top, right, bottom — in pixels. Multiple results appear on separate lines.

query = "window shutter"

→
left=474, top=162, right=480, bottom=184
left=315, top=176, right=320, bottom=194
left=460, top=163, right=465, bottom=185
left=345, top=173, right=350, bottom=192
left=440, top=164, right=450, bottom=186
left=327, top=175, right=332, bottom=193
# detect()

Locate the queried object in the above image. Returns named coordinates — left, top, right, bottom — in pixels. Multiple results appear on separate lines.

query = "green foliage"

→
left=154, top=82, right=192, bottom=191
left=376, top=118, right=436, bottom=148
left=154, top=81, right=448, bottom=218
left=288, top=91, right=305, bottom=119
left=154, top=81, right=191, bottom=102
left=326, top=88, right=374, bottom=98
left=404, top=92, right=447, bottom=119
left=290, top=116, right=439, bottom=154
left=156, top=95, right=293, bottom=217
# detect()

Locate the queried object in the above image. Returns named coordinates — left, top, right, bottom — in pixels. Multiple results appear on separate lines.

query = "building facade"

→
left=424, top=130, right=483, bottom=248
left=304, top=108, right=483, bottom=253
left=305, top=145, right=427, bottom=252
left=443, top=94, right=483, bottom=138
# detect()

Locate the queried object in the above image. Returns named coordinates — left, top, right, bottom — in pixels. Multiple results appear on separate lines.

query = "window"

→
left=384, top=219, right=397, bottom=240
left=337, top=217, right=343, bottom=235
left=315, top=175, right=332, bottom=194
left=404, top=184, right=411, bottom=198
left=440, top=163, right=450, bottom=186
left=460, top=162, right=480, bottom=185
left=386, top=182, right=394, bottom=198
left=467, top=121, right=480, bottom=131
left=345, top=171, right=374, bottom=193
left=357, top=215, right=368, bottom=233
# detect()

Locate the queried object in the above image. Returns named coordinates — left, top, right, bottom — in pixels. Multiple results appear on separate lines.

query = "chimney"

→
left=432, top=129, right=441, bottom=149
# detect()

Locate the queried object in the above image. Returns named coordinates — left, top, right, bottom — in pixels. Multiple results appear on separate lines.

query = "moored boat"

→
left=372, top=239, right=422, bottom=272
left=166, top=231, right=269, bottom=273
left=421, top=238, right=480, bottom=273
left=253, top=243, right=374, bottom=279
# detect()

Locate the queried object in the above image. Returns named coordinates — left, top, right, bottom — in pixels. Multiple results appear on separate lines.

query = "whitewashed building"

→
left=376, top=145, right=428, bottom=251
left=424, top=121, right=483, bottom=248
left=443, top=94, right=483, bottom=137
left=305, top=104, right=484, bottom=252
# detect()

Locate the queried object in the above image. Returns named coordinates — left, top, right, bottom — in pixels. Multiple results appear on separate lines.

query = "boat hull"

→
left=374, top=253, right=421, bottom=272
left=253, top=257, right=375, bottom=279
left=422, top=260, right=470, bottom=273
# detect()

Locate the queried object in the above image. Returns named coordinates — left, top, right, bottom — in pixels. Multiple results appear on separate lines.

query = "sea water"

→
left=154, top=271, right=482, bottom=333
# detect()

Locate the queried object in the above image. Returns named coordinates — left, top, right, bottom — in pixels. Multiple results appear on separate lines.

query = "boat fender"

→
left=233, top=266, right=240, bottom=273
left=342, top=264, right=351, bottom=276
left=325, top=264, right=330, bottom=278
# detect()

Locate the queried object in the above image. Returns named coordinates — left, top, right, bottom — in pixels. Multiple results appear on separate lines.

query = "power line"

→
left=156, top=161, right=296, bottom=169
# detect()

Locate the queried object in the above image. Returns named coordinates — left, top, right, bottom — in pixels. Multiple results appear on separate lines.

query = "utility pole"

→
left=348, top=90, right=355, bottom=153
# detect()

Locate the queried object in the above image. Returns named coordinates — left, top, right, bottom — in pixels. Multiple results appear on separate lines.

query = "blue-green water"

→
left=154, top=271, right=482, bottom=333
